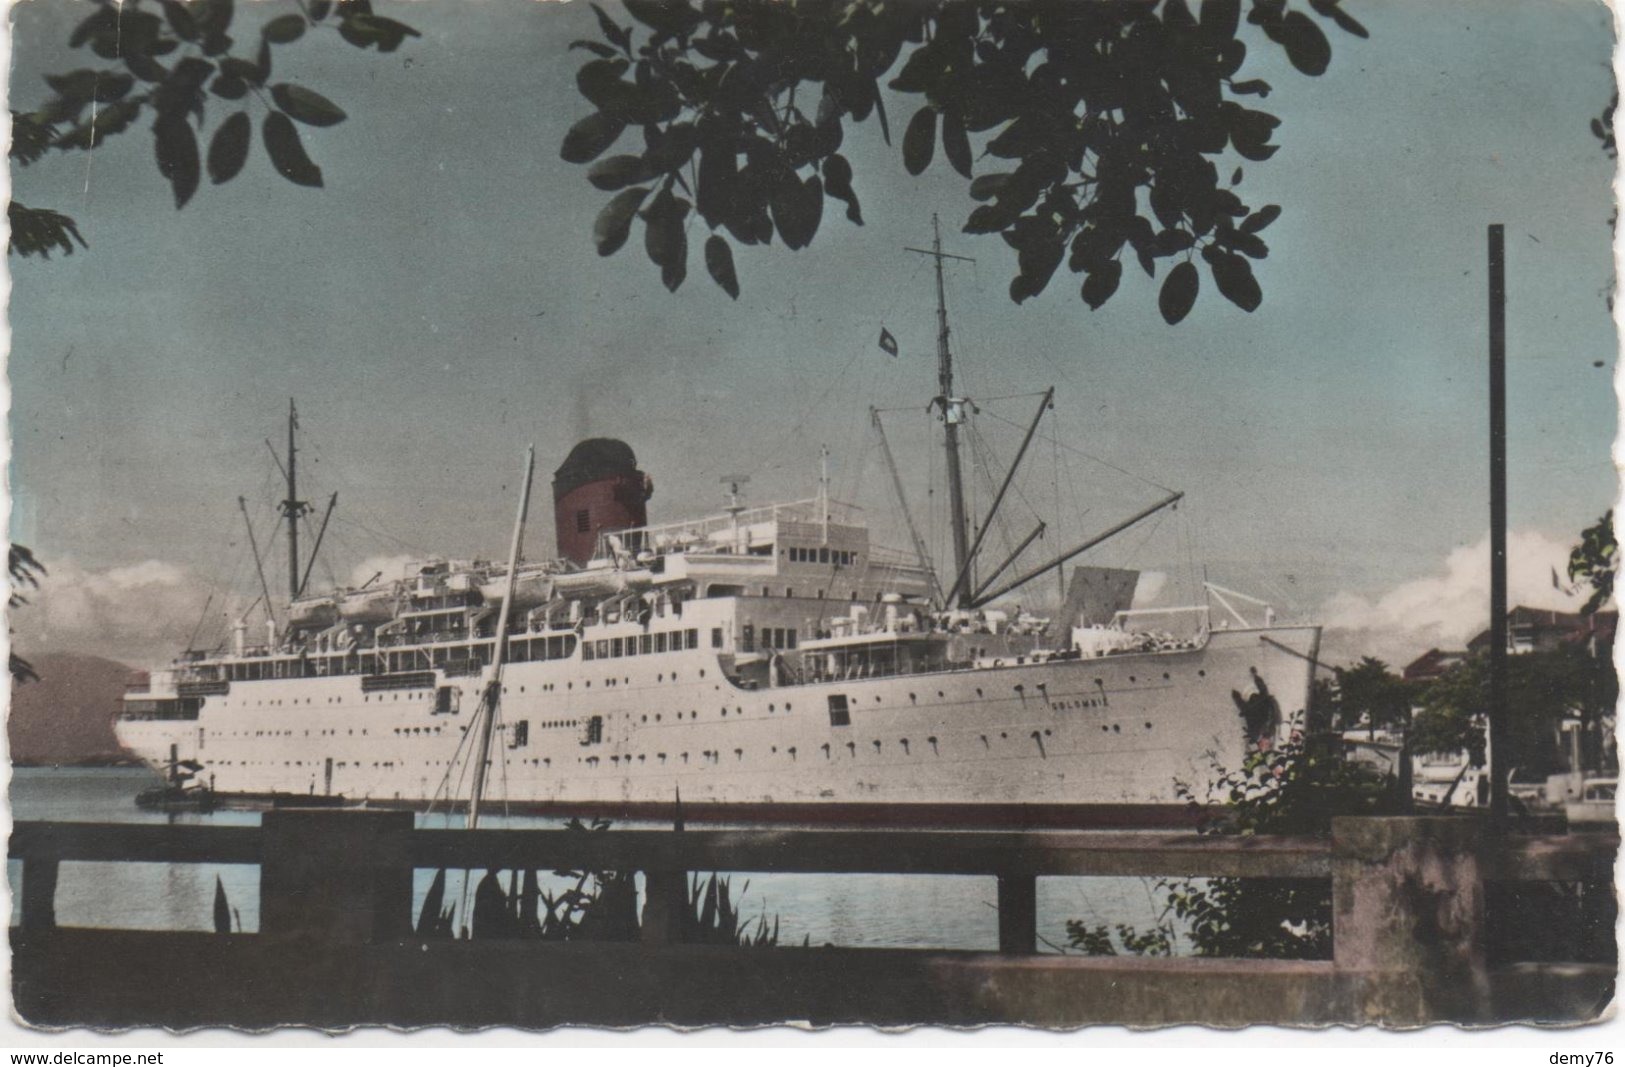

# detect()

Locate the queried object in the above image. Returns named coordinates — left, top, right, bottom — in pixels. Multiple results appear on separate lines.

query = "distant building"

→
left=1403, top=648, right=1469, bottom=682
left=1466, top=606, right=1617, bottom=658
left=1403, top=608, right=1616, bottom=680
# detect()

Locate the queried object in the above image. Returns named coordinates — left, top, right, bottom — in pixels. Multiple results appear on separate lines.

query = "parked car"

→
left=1565, top=778, right=1617, bottom=828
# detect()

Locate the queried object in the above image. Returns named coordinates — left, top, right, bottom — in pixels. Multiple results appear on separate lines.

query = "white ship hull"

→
left=115, top=621, right=1318, bottom=827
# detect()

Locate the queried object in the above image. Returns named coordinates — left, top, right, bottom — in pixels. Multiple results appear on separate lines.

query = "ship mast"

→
left=468, top=445, right=537, bottom=831
left=279, top=400, right=310, bottom=602
left=907, top=216, right=975, bottom=608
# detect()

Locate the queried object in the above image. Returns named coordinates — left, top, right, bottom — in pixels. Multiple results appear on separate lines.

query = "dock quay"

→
left=9, top=812, right=1616, bottom=1030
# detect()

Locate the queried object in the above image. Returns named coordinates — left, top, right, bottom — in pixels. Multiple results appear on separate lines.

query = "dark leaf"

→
left=309, top=0, right=333, bottom=20
left=1308, top=0, right=1369, bottom=38
left=968, top=173, right=1010, bottom=201
left=262, top=13, right=307, bottom=43
left=705, top=235, right=740, bottom=299
left=44, top=70, right=102, bottom=102
left=770, top=173, right=823, bottom=250
left=211, top=74, right=248, bottom=99
left=8, top=201, right=87, bottom=259
left=1081, top=260, right=1122, bottom=310
left=1199, top=0, right=1241, bottom=41
left=889, top=43, right=942, bottom=94
left=821, top=153, right=862, bottom=225
left=52, top=98, right=141, bottom=150
left=1151, top=229, right=1195, bottom=255
left=695, top=130, right=738, bottom=227
left=262, top=110, right=323, bottom=187
left=1231, top=166, right=1244, bottom=185
left=941, top=108, right=972, bottom=179
left=1209, top=250, right=1262, bottom=311
left=644, top=121, right=698, bottom=173
left=593, top=186, right=649, bottom=256
left=271, top=83, right=347, bottom=127
left=1226, top=229, right=1269, bottom=258
left=588, top=154, right=652, bottom=191
left=207, top=109, right=250, bottom=183
left=902, top=106, right=936, bottom=176
left=589, top=2, right=632, bottom=52
left=162, top=0, right=199, bottom=40
left=570, top=39, right=620, bottom=59
left=643, top=188, right=690, bottom=291
left=1240, top=204, right=1281, bottom=233
left=963, top=203, right=1014, bottom=235
left=1159, top=261, right=1199, bottom=324
left=127, top=54, right=170, bottom=83
left=69, top=7, right=116, bottom=50
left=624, top=0, right=701, bottom=38
left=1270, top=11, right=1331, bottom=76
left=153, top=115, right=201, bottom=208
left=218, top=58, right=259, bottom=88
left=561, top=112, right=625, bottom=164
left=1230, top=79, right=1271, bottom=97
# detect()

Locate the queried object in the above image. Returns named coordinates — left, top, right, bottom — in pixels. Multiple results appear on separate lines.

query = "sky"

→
left=4, top=0, right=1619, bottom=669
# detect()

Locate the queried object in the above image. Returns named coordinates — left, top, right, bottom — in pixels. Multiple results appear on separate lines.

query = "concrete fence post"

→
left=997, top=873, right=1038, bottom=955
left=19, top=857, right=58, bottom=932
left=260, top=808, right=415, bottom=944
left=1332, top=816, right=1491, bottom=1025
left=641, top=870, right=689, bottom=944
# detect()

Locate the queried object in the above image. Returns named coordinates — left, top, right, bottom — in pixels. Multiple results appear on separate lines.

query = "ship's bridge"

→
left=598, top=498, right=936, bottom=603
left=602, top=497, right=868, bottom=560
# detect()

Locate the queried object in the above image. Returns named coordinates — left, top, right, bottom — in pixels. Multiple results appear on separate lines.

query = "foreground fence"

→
left=9, top=813, right=1616, bottom=1029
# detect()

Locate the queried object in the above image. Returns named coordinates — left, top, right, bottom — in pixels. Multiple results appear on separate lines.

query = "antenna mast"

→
left=280, top=400, right=310, bottom=601
left=907, top=215, right=975, bottom=608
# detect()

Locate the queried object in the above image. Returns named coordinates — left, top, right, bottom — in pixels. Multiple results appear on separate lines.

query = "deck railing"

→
left=8, top=814, right=1615, bottom=1029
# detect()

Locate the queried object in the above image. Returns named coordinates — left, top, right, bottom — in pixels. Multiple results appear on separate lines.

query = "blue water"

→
left=8, top=766, right=1167, bottom=951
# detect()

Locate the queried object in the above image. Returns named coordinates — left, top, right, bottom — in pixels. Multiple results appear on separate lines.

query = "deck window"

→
left=828, top=694, right=851, bottom=727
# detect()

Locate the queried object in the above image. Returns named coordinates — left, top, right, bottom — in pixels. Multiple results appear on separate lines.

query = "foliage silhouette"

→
left=1068, top=734, right=1396, bottom=960
left=9, top=0, right=418, bottom=259
left=1329, top=656, right=1413, bottom=738
left=8, top=546, right=47, bottom=685
left=1413, top=643, right=1617, bottom=781
left=1568, top=510, right=1616, bottom=616
left=562, top=0, right=1367, bottom=316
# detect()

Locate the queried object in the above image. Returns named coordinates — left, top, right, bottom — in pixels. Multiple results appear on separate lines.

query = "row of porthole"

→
left=221, top=728, right=367, bottom=738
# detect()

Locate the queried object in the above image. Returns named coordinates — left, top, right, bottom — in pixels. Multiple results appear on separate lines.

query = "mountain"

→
left=9, top=652, right=138, bottom=765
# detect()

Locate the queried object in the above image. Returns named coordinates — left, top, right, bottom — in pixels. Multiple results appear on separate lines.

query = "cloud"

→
left=1319, top=529, right=1590, bottom=667
left=12, top=557, right=221, bottom=666
left=348, top=555, right=418, bottom=589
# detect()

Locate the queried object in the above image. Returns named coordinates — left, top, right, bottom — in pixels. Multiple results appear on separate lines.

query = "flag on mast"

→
left=878, top=327, right=899, bottom=356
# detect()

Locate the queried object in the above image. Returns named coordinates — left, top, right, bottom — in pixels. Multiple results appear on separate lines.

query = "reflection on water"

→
left=10, top=767, right=1167, bottom=951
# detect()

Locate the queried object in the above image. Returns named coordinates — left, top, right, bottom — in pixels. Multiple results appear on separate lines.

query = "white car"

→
left=1565, top=778, right=1617, bottom=827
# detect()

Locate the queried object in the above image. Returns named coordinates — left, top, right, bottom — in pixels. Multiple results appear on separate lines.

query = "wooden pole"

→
left=1487, top=224, right=1509, bottom=824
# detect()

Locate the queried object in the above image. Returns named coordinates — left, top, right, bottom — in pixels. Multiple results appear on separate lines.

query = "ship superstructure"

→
left=116, top=222, right=1321, bottom=827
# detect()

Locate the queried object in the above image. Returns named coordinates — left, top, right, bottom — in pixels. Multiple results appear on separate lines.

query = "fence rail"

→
left=7, top=813, right=1616, bottom=1029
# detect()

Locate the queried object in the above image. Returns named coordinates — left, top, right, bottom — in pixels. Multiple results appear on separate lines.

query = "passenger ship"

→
left=116, top=225, right=1321, bottom=828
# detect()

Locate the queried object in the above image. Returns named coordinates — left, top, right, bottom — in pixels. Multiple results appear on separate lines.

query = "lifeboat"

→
left=478, top=568, right=557, bottom=610
left=288, top=595, right=339, bottom=629
left=339, top=586, right=397, bottom=624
